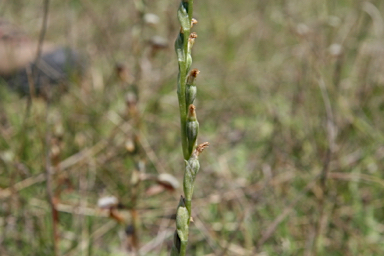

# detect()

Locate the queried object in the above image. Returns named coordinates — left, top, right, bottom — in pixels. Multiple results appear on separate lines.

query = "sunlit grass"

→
left=1, top=0, right=384, bottom=255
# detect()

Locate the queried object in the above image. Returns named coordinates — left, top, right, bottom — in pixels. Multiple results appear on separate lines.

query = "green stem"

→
left=172, top=1, right=197, bottom=255
left=187, top=0, right=193, bottom=24
left=177, top=0, right=193, bottom=160
left=177, top=58, right=188, bottom=160
left=180, top=241, right=188, bottom=255
left=185, top=199, right=192, bottom=222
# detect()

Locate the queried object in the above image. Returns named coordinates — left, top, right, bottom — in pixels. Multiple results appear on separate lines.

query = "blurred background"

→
left=1, top=0, right=384, bottom=255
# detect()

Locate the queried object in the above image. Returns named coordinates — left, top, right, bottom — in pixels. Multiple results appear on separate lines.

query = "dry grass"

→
left=1, top=0, right=384, bottom=255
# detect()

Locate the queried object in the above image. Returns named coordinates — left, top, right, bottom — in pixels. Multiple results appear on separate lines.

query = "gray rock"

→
left=0, top=19, right=86, bottom=97
left=3, top=47, right=86, bottom=96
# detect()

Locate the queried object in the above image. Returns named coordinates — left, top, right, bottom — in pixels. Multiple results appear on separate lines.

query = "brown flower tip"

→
left=187, top=69, right=200, bottom=85
left=190, top=68, right=200, bottom=78
left=188, top=104, right=196, bottom=119
left=191, top=18, right=198, bottom=27
left=188, top=33, right=197, bottom=49
left=195, top=142, right=209, bottom=156
left=190, top=32, right=198, bottom=39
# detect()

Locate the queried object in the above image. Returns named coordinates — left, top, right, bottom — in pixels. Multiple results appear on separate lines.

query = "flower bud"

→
left=175, top=33, right=184, bottom=63
left=186, top=104, right=199, bottom=155
left=186, top=69, right=199, bottom=106
left=183, top=152, right=200, bottom=201
left=177, top=3, right=191, bottom=33
left=176, top=196, right=189, bottom=242
left=183, top=160, right=194, bottom=202
left=186, top=53, right=192, bottom=72
left=186, top=83, right=196, bottom=106
left=187, top=154, right=200, bottom=177
left=188, top=32, right=197, bottom=52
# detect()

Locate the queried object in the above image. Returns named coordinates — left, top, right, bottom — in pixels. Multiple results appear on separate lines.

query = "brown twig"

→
left=35, top=1, right=60, bottom=255
left=312, top=77, right=337, bottom=256
left=32, top=0, right=50, bottom=95
left=45, top=102, right=59, bottom=256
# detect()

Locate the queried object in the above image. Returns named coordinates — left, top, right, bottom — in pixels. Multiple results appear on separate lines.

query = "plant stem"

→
left=177, top=67, right=188, bottom=160
left=171, top=1, right=208, bottom=255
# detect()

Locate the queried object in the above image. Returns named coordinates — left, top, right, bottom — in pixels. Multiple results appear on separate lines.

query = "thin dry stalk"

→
left=45, top=107, right=59, bottom=256
left=312, top=77, right=336, bottom=256
left=35, top=1, right=60, bottom=254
